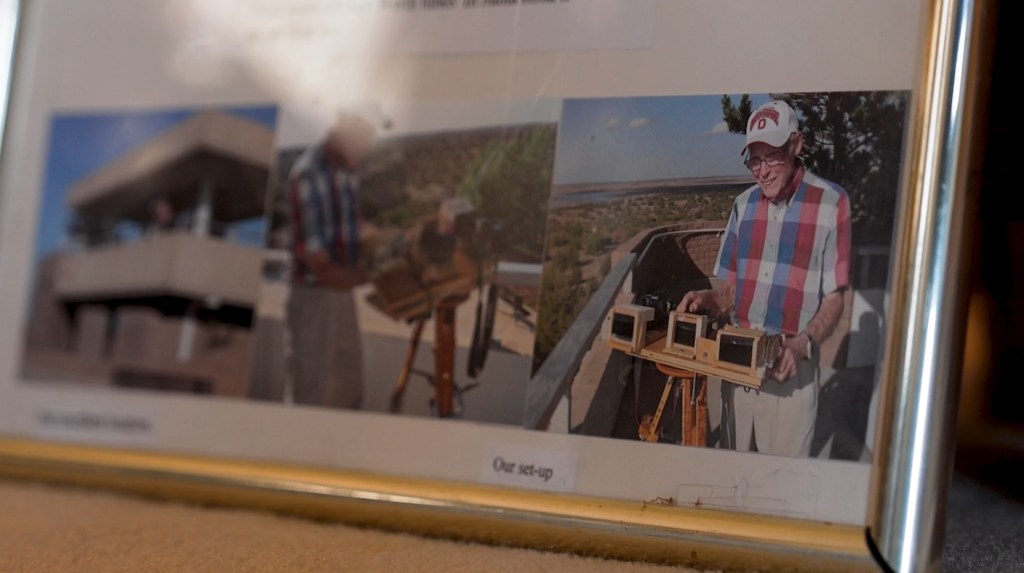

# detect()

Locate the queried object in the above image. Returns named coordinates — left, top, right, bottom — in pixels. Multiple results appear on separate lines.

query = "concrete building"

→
left=23, top=111, right=275, bottom=397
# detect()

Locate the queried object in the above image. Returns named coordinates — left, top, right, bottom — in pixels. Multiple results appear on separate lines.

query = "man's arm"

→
left=803, top=290, right=845, bottom=346
left=771, top=290, right=844, bottom=381
left=772, top=188, right=851, bottom=381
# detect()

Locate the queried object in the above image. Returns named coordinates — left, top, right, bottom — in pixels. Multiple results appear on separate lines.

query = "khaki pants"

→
left=285, top=285, right=363, bottom=409
left=724, top=356, right=818, bottom=457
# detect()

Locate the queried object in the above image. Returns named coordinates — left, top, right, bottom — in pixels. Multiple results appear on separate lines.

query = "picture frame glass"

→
left=0, top=0, right=927, bottom=532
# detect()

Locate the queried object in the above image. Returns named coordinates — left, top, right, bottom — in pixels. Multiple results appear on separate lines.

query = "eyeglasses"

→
left=743, top=147, right=789, bottom=172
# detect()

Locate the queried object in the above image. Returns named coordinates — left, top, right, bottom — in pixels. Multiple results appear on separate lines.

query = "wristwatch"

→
left=801, top=332, right=814, bottom=358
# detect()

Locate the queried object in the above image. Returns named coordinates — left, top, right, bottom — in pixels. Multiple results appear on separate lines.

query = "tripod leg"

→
left=695, top=375, right=708, bottom=446
left=639, top=376, right=675, bottom=442
left=683, top=377, right=694, bottom=445
left=434, top=297, right=461, bottom=418
left=390, top=319, right=425, bottom=413
left=681, top=373, right=707, bottom=447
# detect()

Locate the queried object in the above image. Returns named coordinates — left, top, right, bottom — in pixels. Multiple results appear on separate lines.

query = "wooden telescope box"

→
left=604, top=304, right=658, bottom=353
left=605, top=305, right=782, bottom=389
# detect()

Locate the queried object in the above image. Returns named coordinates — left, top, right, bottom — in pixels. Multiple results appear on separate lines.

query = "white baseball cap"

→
left=742, top=100, right=799, bottom=155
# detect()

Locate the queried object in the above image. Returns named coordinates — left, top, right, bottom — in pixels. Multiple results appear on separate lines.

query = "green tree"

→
left=533, top=260, right=591, bottom=371
left=721, top=91, right=909, bottom=244
left=457, top=126, right=556, bottom=262
left=721, top=94, right=754, bottom=134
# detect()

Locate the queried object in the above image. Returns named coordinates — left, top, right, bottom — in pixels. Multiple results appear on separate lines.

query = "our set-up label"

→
left=479, top=443, right=578, bottom=493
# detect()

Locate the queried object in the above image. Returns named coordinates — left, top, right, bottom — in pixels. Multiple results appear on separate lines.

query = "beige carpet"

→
left=0, top=480, right=709, bottom=572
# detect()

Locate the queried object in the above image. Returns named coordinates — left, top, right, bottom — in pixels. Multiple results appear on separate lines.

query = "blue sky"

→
left=553, top=94, right=773, bottom=185
left=35, top=105, right=278, bottom=259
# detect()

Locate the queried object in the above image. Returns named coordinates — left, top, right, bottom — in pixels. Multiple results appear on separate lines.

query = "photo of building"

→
left=22, top=107, right=278, bottom=397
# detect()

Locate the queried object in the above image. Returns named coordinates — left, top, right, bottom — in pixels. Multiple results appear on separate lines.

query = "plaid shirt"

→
left=715, top=165, right=851, bottom=335
left=287, top=142, right=361, bottom=285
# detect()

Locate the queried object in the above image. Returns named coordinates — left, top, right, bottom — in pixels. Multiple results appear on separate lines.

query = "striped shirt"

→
left=714, top=165, right=851, bottom=335
left=287, top=143, right=361, bottom=285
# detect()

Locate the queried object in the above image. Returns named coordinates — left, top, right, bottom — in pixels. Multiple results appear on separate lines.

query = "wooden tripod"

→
left=638, top=364, right=708, bottom=446
left=389, top=294, right=468, bottom=418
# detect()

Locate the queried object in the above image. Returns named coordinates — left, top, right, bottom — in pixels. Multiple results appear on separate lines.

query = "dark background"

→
left=944, top=1, right=1024, bottom=571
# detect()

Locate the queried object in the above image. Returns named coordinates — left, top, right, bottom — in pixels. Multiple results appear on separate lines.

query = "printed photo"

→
left=22, top=105, right=279, bottom=398
left=248, top=100, right=558, bottom=425
left=530, top=92, right=908, bottom=460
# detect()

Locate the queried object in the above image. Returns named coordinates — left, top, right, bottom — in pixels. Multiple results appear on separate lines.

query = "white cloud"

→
left=606, top=117, right=621, bottom=128
left=628, top=117, right=649, bottom=128
left=707, top=121, right=729, bottom=135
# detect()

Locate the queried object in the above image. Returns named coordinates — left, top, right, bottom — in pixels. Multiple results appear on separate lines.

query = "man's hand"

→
left=770, top=333, right=810, bottom=382
left=677, top=284, right=734, bottom=317
left=678, top=290, right=712, bottom=314
left=305, top=250, right=367, bottom=291
left=769, top=291, right=844, bottom=382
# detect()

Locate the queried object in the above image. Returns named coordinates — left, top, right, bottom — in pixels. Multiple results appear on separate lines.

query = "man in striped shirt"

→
left=283, top=113, right=376, bottom=410
left=679, top=100, right=851, bottom=457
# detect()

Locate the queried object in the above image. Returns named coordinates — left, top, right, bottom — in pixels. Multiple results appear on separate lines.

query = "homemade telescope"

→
left=367, top=198, right=497, bottom=417
left=604, top=304, right=783, bottom=389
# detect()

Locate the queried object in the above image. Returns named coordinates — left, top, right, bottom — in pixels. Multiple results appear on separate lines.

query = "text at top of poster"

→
left=172, top=0, right=656, bottom=57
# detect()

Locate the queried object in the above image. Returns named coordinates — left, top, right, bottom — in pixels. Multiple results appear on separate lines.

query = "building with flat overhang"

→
left=24, top=111, right=276, bottom=397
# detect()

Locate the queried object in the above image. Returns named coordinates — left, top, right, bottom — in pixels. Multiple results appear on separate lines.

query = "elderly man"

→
left=282, top=113, right=376, bottom=409
left=679, top=99, right=851, bottom=457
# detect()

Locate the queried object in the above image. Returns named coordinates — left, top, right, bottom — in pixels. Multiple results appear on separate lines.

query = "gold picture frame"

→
left=0, top=1, right=993, bottom=571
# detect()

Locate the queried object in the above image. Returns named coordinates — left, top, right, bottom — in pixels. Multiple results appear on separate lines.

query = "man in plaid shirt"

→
left=282, top=113, right=376, bottom=410
left=679, top=100, right=851, bottom=457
